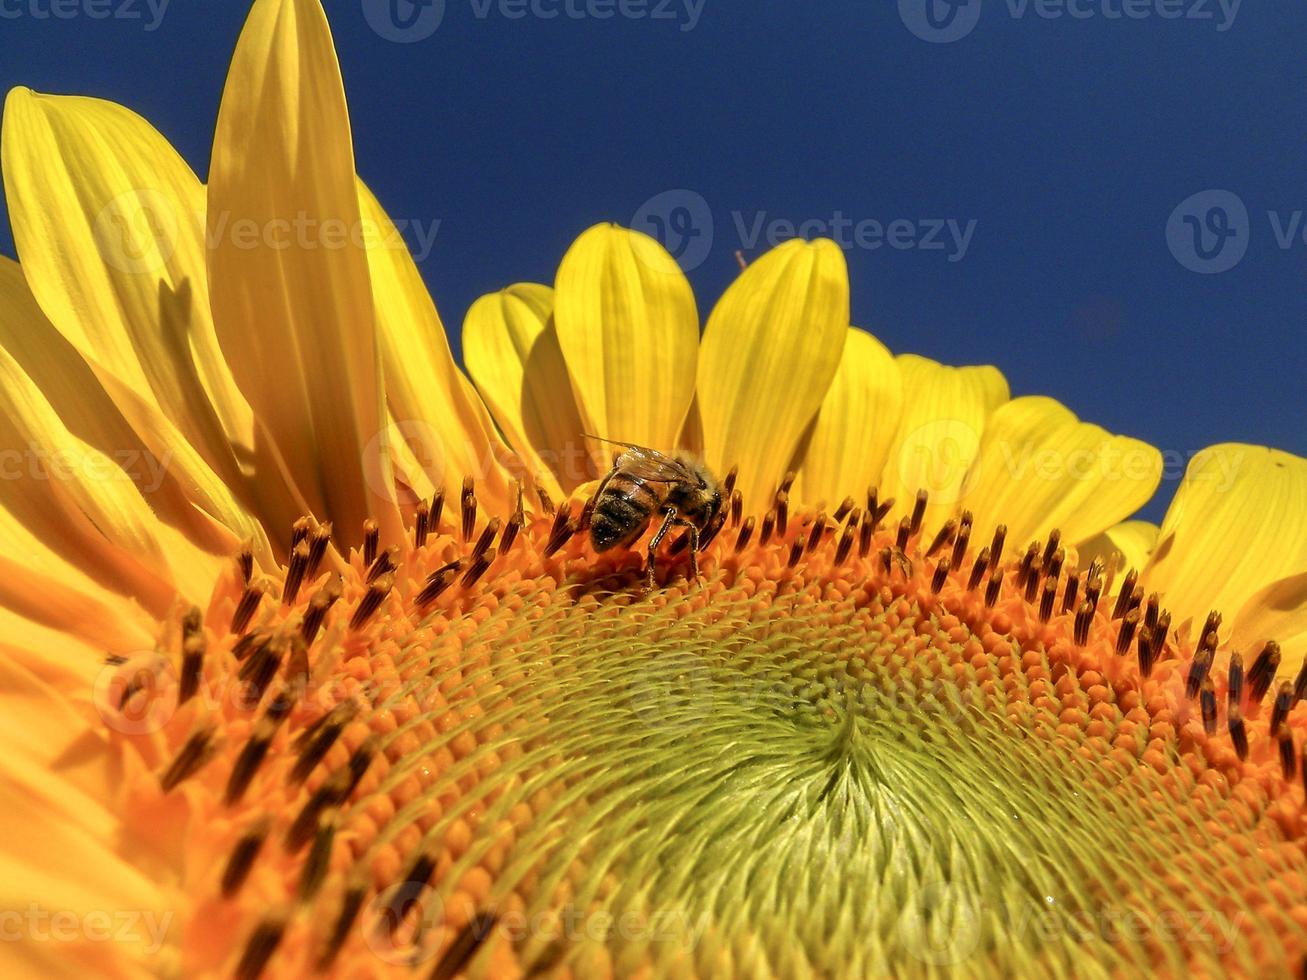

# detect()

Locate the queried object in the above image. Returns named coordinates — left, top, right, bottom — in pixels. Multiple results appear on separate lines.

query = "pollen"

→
left=96, top=481, right=1307, bottom=978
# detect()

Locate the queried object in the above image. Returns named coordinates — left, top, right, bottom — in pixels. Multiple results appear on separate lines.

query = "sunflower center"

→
left=95, top=484, right=1307, bottom=977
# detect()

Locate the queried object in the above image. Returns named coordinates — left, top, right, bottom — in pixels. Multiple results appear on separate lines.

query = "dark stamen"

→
left=1041, top=530, right=1061, bottom=571
left=909, top=490, right=928, bottom=538
left=985, top=572, right=1002, bottom=610
left=316, top=882, right=367, bottom=971
left=730, top=489, right=743, bottom=528
left=237, top=546, right=254, bottom=585
left=759, top=510, right=776, bottom=547
left=417, top=560, right=466, bottom=610
left=472, top=518, right=501, bottom=559
left=289, top=702, right=357, bottom=786
left=298, top=819, right=336, bottom=901
left=221, top=817, right=270, bottom=898
left=805, top=514, right=827, bottom=555
left=226, top=700, right=292, bottom=806
left=951, top=512, right=973, bottom=569
left=895, top=516, right=911, bottom=553
left=787, top=538, right=804, bottom=569
left=967, top=546, right=991, bottom=591
left=1186, top=646, right=1214, bottom=701
left=429, top=912, right=500, bottom=980
left=735, top=516, right=756, bottom=553
left=429, top=487, right=446, bottom=536
left=290, top=517, right=312, bottom=550
left=858, top=510, right=873, bottom=558
left=306, top=522, right=331, bottom=581
left=237, top=637, right=284, bottom=708
left=159, top=727, right=217, bottom=792
left=414, top=499, right=430, bottom=549
left=301, top=581, right=341, bottom=644
left=1073, top=600, right=1093, bottom=646
left=988, top=525, right=1007, bottom=573
left=723, top=464, right=738, bottom=497
left=362, top=518, right=379, bottom=568
left=1229, top=707, right=1249, bottom=761
left=179, top=634, right=205, bottom=706
left=1115, top=609, right=1140, bottom=656
left=834, top=523, right=855, bottom=566
left=1279, top=726, right=1297, bottom=781
left=235, top=918, right=285, bottom=980
left=1201, top=678, right=1218, bottom=735
left=1018, top=543, right=1040, bottom=595
left=282, top=541, right=310, bottom=605
left=349, top=573, right=394, bottom=630
left=1228, top=653, right=1244, bottom=711
left=461, top=549, right=496, bottom=588
left=833, top=496, right=854, bottom=523
left=1272, top=682, right=1294, bottom=737
left=1039, top=578, right=1057, bottom=623
left=461, top=477, right=477, bottom=541
left=775, top=491, right=789, bottom=537
left=1247, top=641, right=1281, bottom=704
left=230, top=583, right=265, bottom=635
left=366, top=545, right=398, bottom=584
left=1061, top=570, right=1080, bottom=616
left=1045, top=548, right=1064, bottom=585
left=1143, top=592, right=1159, bottom=631
left=926, top=520, right=956, bottom=560
left=931, top=558, right=951, bottom=595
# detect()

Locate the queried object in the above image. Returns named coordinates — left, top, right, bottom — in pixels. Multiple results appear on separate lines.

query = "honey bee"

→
left=585, top=437, right=723, bottom=588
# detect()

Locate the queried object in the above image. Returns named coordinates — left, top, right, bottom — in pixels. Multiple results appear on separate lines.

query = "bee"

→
left=585, top=437, right=723, bottom=588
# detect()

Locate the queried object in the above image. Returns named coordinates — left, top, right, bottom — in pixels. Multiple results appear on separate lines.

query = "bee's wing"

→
left=582, top=435, right=691, bottom=485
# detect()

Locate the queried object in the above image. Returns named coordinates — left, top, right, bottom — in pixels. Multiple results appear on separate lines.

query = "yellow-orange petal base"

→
left=91, top=482, right=1307, bottom=978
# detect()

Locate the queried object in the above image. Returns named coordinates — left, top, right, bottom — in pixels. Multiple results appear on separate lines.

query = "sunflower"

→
left=2, top=0, right=1305, bottom=977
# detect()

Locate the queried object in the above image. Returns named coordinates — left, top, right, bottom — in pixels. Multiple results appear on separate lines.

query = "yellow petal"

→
left=554, top=224, right=699, bottom=470
left=963, top=396, right=1163, bottom=550
left=0, top=88, right=250, bottom=459
left=0, top=341, right=221, bottom=612
left=357, top=181, right=516, bottom=511
left=0, top=255, right=256, bottom=560
left=1231, top=572, right=1307, bottom=659
left=208, top=0, right=401, bottom=545
left=793, top=327, right=903, bottom=510
left=0, top=92, right=266, bottom=557
left=464, top=283, right=592, bottom=501
left=880, top=354, right=1008, bottom=531
left=0, top=659, right=167, bottom=978
left=1144, top=444, right=1307, bottom=642
left=697, top=238, right=849, bottom=511
left=1076, top=520, right=1160, bottom=578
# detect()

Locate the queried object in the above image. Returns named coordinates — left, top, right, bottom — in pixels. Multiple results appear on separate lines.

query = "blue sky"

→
left=2, top=0, right=1304, bottom=521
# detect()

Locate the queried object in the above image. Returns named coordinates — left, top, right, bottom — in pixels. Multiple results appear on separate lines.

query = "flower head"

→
left=1, top=0, right=1306, bottom=976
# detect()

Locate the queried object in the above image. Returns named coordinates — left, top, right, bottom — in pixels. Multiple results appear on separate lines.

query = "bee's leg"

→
left=645, top=507, right=679, bottom=589
left=683, top=522, right=702, bottom=580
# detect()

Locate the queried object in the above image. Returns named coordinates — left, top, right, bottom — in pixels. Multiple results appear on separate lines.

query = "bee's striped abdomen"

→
left=590, top=477, right=661, bottom=552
